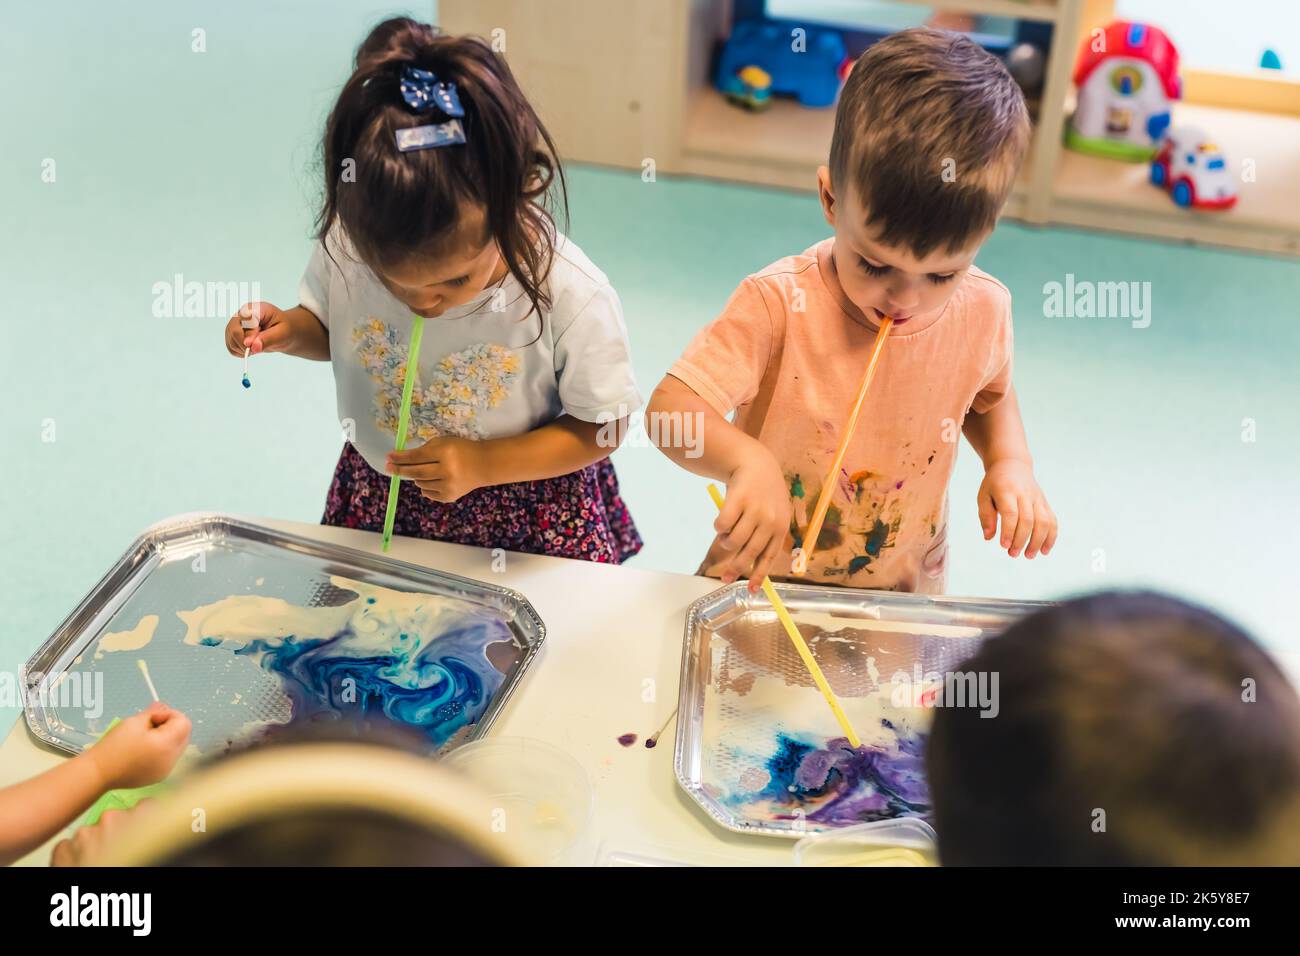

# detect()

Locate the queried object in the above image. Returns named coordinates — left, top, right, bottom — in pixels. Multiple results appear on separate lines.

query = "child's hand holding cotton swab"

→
left=226, top=305, right=264, bottom=389
left=0, top=702, right=190, bottom=866
left=86, top=702, right=191, bottom=791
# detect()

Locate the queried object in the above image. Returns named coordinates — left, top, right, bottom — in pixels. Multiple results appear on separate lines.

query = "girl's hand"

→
left=977, top=459, right=1057, bottom=559
left=224, top=301, right=294, bottom=357
left=85, top=702, right=191, bottom=791
left=388, top=436, right=491, bottom=504
left=708, top=450, right=792, bottom=591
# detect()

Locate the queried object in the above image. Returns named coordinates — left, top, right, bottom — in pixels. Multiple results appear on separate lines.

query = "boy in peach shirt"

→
left=649, top=29, right=1057, bottom=592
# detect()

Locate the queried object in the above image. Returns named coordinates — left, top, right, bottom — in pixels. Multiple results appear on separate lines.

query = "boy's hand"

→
left=86, top=702, right=191, bottom=791
left=709, top=452, right=792, bottom=591
left=389, top=436, right=490, bottom=503
left=224, top=301, right=294, bottom=357
left=977, top=459, right=1057, bottom=559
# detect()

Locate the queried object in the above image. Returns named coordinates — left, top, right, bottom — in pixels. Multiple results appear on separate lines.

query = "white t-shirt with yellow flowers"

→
left=299, top=229, right=642, bottom=476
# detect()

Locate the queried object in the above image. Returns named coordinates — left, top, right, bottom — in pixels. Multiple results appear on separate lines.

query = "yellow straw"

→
left=707, top=483, right=860, bottom=747
left=794, top=315, right=892, bottom=575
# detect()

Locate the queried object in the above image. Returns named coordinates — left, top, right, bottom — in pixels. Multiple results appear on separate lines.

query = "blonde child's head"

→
left=818, top=29, right=1030, bottom=328
left=317, top=17, right=565, bottom=321
left=85, top=724, right=526, bottom=866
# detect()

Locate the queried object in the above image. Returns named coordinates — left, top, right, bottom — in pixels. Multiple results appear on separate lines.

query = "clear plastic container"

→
left=792, top=817, right=938, bottom=867
left=443, top=736, right=594, bottom=865
left=594, top=838, right=760, bottom=867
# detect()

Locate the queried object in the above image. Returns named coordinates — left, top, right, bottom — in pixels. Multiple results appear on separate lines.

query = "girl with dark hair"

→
left=224, top=17, right=641, bottom=562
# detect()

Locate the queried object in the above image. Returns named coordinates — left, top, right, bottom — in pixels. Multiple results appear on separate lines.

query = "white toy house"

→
left=1067, top=21, right=1181, bottom=162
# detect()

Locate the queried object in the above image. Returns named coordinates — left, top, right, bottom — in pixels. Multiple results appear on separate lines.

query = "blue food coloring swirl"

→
left=235, top=617, right=507, bottom=748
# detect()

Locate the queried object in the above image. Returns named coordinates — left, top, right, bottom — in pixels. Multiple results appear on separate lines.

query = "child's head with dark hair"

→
left=818, top=28, right=1030, bottom=328
left=317, top=17, right=566, bottom=320
left=926, top=591, right=1300, bottom=866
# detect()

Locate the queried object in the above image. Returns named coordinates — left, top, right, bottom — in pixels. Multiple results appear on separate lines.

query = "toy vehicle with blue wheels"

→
left=1150, top=128, right=1237, bottom=210
left=715, top=19, right=845, bottom=109
left=720, top=65, right=773, bottom=111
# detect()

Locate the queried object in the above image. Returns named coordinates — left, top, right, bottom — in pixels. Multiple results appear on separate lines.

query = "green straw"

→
left=381, top=314, right=425, bottom=552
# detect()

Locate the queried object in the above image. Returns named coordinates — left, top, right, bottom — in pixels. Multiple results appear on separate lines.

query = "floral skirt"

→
left=322, top=443, right=642, bottom=564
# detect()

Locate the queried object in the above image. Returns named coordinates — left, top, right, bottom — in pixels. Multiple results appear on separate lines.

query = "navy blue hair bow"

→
left=399, top=66, right=465, bottom=117
left=396, top=65, right=466, bottom=152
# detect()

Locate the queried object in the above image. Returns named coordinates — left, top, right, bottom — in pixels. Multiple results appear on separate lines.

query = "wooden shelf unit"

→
left=441, top=0, right=1300, bottom=256
left=891, top=0, right=1063, bottom=24
left=680, top=86, right=1034, bottom=216
left=1051, top=102, right=1300, bottom=256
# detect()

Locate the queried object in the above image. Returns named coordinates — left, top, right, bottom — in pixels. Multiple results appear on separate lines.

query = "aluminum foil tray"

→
left=675, top=582, right=1049, bottom=838
left=22, top=514, right=544, bottom=756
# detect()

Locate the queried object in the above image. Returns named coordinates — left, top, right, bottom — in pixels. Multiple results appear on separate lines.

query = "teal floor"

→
left=3, top=2, right=1299, bottom=729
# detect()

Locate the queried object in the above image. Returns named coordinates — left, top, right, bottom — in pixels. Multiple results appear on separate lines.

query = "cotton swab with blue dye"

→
left=240, top=316, right=257, bottom=389
left=381, top=314, right=426, bottom=552
left=707, top=483, right=861, bottom=748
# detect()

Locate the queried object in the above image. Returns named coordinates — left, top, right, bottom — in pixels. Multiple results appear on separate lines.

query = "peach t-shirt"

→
left=669, top=239, right=1013, bottom=593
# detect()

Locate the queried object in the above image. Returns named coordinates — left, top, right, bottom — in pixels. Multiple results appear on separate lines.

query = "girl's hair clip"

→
left=399, top=65, right=465, bottom=118
left=396, top=119, right=466, bottom=152
left=395, top=65, right=466, bottom=151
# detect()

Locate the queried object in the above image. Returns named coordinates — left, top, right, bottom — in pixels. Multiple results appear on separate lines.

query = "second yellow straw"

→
left=707, top=483, right=860, bottom=747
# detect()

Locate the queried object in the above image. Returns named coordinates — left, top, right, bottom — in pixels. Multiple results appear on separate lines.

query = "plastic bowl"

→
left=792, top=817, right=938, bottom=867
left=442, top=736, right=594, bottom=864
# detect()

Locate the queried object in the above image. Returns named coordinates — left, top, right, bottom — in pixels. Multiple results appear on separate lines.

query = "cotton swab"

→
left=707, top=483, right=861, bottom=748
left=793, top=316, right=893, bottom=575
left=240, top=315, right=257, bottom=389
left=644, top=706, right=678, bottom=749
left=136, top=659, right=160, bottom=702
left=381, top=314, right=426, bottom=553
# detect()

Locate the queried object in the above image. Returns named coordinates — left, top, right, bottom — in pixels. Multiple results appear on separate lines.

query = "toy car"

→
left=714, top=19, right=845, bottom=109
left=720, top=64, right=773, bottom=111
left=1150, top=128, right=1238, bottom=210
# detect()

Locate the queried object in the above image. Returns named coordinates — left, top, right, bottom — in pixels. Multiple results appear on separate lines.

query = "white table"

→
left=1, top=517, right=798, bottom=866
